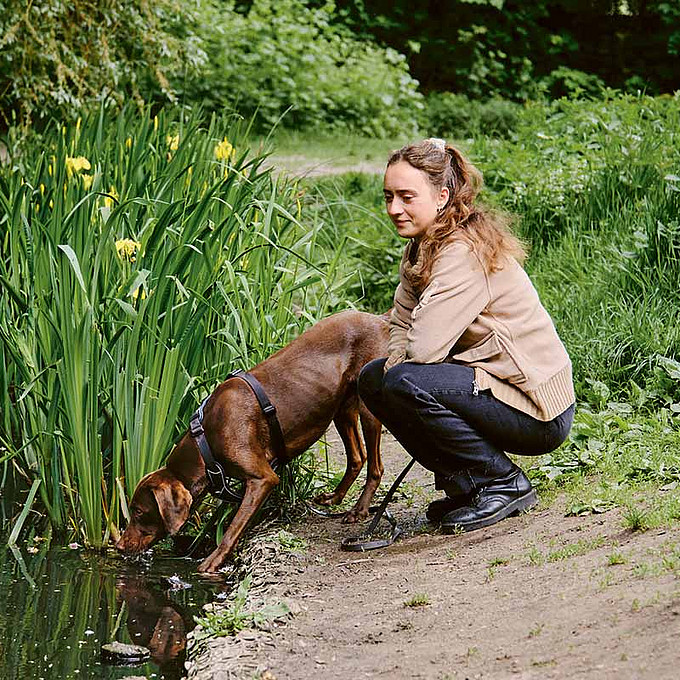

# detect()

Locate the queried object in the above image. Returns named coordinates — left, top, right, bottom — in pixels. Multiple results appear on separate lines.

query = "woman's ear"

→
left=438, top=186, right=450, bottom=210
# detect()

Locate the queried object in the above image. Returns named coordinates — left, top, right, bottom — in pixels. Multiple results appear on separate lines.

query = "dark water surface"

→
left=0, top=539, right=230, bottom=680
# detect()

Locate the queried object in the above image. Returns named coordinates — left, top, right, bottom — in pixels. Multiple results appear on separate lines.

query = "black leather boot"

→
left=440, top=465, right=537, bottom=533
left=426, top=494, right=471, bottom=523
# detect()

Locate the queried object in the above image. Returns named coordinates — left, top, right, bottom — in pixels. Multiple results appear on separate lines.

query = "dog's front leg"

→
left=198, top=470, right=279, bottom=573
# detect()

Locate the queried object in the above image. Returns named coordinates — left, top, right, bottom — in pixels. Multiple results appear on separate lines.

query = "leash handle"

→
left=366, top=458, right=416, bottom=535
left=340, top=457, right=416, bottom=552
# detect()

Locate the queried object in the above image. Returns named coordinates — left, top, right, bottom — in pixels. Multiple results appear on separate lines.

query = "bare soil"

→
left=265, top=155, right=385, bottom=177
left=186, top=429, right=680, bottom=680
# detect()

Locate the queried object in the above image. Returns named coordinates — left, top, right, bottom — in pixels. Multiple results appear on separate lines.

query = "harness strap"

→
left=189, top=369, right=286, bottom=502
left=228, top=369, right=287, bottom=460
left=189, top=394, right=242, bottom=503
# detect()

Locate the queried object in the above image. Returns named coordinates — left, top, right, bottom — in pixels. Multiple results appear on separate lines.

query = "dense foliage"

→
left=3, top=0, right=676, bottom=135
left=0, top=0, right=204, bottom=127
left=187, top=0, right=422, bottom=135
left=304, top=94, right=680, bottom=407
left=0, top=0, right=422, bottom=135
left=300, top=93, right=680, bottom=526
left=328, top=0, right=680, bottom=99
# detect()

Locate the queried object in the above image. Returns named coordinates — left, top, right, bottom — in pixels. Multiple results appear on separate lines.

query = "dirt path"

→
left=266, top=155, right=384, bottom=177
left=186, top=430, right=680, bottom=680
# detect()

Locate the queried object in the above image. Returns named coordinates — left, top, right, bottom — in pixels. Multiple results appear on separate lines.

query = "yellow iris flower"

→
left=166, top=134, right=180, bottom=152
left=115, top=238, right=142, bottom=263
left=105, top=186, right=119, bottom=209
left=214, top=138, right=235, bottom=162
left=65, top=156, right=91, bottom=177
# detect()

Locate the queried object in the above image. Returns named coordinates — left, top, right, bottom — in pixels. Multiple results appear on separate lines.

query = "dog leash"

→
left=184, top=458, right=415, bottom=558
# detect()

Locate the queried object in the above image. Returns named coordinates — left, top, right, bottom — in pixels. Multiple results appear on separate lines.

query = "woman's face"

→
left=383, top=161, right=448, bottom=240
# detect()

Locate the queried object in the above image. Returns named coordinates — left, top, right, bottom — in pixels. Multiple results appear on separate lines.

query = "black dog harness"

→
left=189, top=369, right=286, bottom=501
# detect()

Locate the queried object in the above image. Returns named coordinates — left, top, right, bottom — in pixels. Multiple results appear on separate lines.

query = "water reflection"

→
left=116, top=574, right=189, bottom=677
left=0, top=541, right=230, bottom=680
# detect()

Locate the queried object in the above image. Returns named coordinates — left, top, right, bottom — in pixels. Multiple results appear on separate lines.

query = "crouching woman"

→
left=358, top=138, right=575, bottom=533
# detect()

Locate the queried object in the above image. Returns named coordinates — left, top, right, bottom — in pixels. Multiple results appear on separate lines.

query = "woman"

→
left=358, top=138, right=575, bottom=533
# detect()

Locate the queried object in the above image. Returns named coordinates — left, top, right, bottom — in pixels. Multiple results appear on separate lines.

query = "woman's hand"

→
left=384, top=351, right=406, bottom=372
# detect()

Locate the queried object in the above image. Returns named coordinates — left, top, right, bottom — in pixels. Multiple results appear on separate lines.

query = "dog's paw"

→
left=342, top=507, right=368, bottom=524
left=198, top=551, right=225, bottom=574
left=314, top=491, right=340, bottom=506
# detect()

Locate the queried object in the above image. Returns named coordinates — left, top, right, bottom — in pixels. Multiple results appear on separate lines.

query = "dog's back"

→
left=260, top=310, right=389, bottom=376
left=244, top=311, right=388, bottom=452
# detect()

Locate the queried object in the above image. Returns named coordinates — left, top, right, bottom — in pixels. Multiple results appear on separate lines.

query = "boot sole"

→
left=441, top=489, right=538, bottom=534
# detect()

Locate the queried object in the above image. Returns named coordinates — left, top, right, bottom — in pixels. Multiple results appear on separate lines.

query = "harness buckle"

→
left=189, top=415, right=204, bottom=438
left=262, top=403, right=277, bottom=417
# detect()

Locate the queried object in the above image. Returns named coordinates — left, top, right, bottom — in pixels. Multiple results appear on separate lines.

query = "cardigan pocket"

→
left=451, top=331, right=527, bottom=385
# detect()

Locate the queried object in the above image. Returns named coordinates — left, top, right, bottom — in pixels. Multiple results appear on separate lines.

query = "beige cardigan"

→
left=388, top=239, right=575, bottom=421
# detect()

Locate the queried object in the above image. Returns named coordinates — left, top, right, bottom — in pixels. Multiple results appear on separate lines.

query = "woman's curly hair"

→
left=387, top=138, right=526, bottom=291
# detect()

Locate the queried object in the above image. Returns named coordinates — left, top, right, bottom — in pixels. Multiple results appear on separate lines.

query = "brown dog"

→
left=116, top=310, right=388, bottom=572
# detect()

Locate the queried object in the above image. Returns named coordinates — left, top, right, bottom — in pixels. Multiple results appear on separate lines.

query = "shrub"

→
left=540, top=67, right=607, bottom=100
left=186, top=0, right=423, bottom=136
left=0, top=0, right=204, bottom=127
left=423, top=92, right=520, bottom=140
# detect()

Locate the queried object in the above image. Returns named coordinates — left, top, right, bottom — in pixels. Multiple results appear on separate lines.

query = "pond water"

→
left=0, top=538, right=230, bottom=680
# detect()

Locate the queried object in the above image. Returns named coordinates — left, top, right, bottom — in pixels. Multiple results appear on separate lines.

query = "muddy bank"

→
left=185, top=432, right=680, bottom=679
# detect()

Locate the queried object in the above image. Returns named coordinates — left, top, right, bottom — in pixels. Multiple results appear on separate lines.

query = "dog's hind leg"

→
left=314, top=402, right=365, bottom=510
left=343, top=404, right=383, bottom=523
left=197, top=465, right=279, bottom=573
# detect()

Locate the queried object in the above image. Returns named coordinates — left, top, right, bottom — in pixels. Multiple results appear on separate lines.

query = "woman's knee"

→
left=358, top=358, right=387, bottom=403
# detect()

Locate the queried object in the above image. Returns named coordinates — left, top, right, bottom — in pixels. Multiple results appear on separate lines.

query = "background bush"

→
left=0, top=0, right=423, bottom=137
left=185, top=0, right=423, bottom=136
left=305, top=94, right=680, bottom=410
left=423, top=92, right=521, bottom=139
left=0, top=0, right=205, bottom=127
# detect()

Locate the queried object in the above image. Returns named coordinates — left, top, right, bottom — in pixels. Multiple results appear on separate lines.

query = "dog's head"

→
left=116, top=468, right=192, bottom=554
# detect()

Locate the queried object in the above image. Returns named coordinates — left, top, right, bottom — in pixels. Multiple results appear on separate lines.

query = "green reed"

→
left=0, top=107, right=341, bottom=546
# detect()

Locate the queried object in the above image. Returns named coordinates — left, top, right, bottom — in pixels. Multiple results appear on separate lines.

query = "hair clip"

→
left=426, top=138, right=446, bottom=152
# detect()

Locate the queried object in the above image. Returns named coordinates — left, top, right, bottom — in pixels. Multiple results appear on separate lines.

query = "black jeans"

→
left=358, top=358, right=574, bottom=497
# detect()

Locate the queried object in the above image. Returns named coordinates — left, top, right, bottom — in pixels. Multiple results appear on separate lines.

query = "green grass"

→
left=193, top=574, right=289, bottom=637
left=404, top=593, right=431, bottom=607
left=288, top=93, right=680, bottom=529
left=253, top=130, right=413, bottom=170
left=606, top=551, right=627, bottom=566
left=5, top=92, right=680, bottom=550
left=546, top=536, right=608, bottom=562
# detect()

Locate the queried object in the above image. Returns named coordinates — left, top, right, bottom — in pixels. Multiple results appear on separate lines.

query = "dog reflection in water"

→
left=115, top=574, right=192, bottom=677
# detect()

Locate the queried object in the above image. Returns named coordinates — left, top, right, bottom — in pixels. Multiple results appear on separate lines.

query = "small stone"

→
left=101, top=642, right=151, bottom=665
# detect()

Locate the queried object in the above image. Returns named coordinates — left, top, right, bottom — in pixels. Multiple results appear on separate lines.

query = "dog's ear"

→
left=151, top=478, right=192, bottom=535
